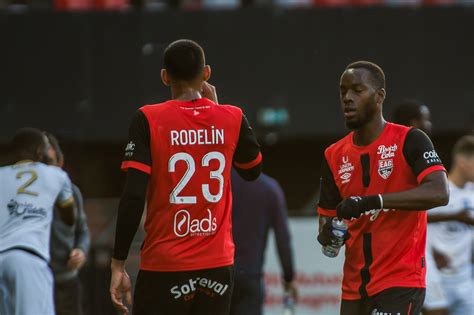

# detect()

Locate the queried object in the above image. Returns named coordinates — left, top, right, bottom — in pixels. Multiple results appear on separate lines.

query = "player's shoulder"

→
left=213, top=102, right=243, bottom=117
left=40, top=163, right=69, bottom=178
left=387, top=122, right=411, bottom=133
left=385, top=122, right=413, bottom=141
left=7, top=162, right=67, bottom=179
left=324, top=133, right=353, bottom=157
left=260, top=174, right=283, bottom=192
left=138, top=101, right=171, bottom=114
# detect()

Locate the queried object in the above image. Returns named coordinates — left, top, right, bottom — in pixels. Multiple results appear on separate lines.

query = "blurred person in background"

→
left=45, top=132, right=90, bottom=315
left=392, top=100, right=451, bottom=315
left=422, top=136, right=474, bottom=315
left=230, top=169, right=297, bottom=315
left=317, top=61, right=449, bottom=315
left=0, top=128, right=76, bottom=315
left=110, top=39, right=262, bottom=315
left=392, top=99, right=432, bottom=135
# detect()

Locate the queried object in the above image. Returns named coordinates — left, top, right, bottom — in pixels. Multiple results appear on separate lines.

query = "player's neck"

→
left=353, top=117, right=386, bottom=146
left=171, top=86, right=202, bottom=102
left=449, top=169, right=467, bottom=188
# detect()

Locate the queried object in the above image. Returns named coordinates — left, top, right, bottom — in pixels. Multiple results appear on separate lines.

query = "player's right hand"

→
left=110, top=266, right=132, bottom=315
left=202, top=82, right=218, bottom=104
left=317, top=219, right=350, bottom=247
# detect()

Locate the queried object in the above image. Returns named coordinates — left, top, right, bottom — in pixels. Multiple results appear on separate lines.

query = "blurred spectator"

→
left=45, top=132, right=90, bottom=315
left=0, top=128, right=76, bottom=315
left=392, top=99, right=432, bottom=135
left=274, top=0, right=313, bottom=7
left=424, top=135, right=474, bottom=315
left=392, top=100, right=451, bottom=315
left=230, top=169, right=297, bottom=315
left=202, top=0, right=239, bottom=9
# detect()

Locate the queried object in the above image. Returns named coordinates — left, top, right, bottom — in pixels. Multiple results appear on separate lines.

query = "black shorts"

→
left=133, top=265, right=234, bottom=315
left=340, top=287, right=426, bottom=315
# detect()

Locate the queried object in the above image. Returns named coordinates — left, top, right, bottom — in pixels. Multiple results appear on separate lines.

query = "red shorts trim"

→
left=417, top=165, right=446, bottom=183
left=233, top=152, right=262, bottom=170
left=121, top=161, right=152, bottom=174
left=317, top=207, right=336, bottom=217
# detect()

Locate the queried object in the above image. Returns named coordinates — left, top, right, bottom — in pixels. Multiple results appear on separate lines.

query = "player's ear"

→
left=161, top=69, right=171, bottom=87
left=376, top=88, right=386, bottom=106
left=203, top=65, right=211, bottom=82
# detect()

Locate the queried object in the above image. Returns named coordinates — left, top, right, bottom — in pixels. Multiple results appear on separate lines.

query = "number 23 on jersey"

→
left=168, top=151, right=225, bottom=205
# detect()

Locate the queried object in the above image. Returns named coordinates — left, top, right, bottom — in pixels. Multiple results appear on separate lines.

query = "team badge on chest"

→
left=378, top=159, right=393, bottom=179
left=377, top=144, right=397, bottom=180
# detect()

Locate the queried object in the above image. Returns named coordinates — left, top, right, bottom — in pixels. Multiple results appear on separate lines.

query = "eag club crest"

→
left=378, top=159, right=393, bottom=179
left=377, top=144, right=397, bottom=180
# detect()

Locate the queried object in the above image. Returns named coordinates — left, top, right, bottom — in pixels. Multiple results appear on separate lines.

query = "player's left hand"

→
left=317, top=219, right=351, bottom=247
left=336, top=195, right=381, bottom=220
left=67, top=248, right=86, bottom=270
left=284, top=281, right=299, bottom=303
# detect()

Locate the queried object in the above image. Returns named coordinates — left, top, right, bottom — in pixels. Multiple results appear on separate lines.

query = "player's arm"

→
left=427, top=207, right=474, bottom=225
left=337, top=129, right=449, bottom=220
left=57, top=201, right=76, bottom=226
left=111, top=110, right=151, bottom=314
left=270, top=180, right=295, bottom=285
left=72, top=185, right=90, bottom=254
left=113, top=110, right=151, bottom=264
left=233, top=113, right=262, bottom=181
left=317, top=156, right=345, bottom=246
left=113, top=169, right=149, bottom=263
left=56, top=174, right=76, bottom=226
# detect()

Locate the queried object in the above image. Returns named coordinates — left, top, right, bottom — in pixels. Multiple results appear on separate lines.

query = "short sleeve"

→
left=233, top=114, right=262, bottom=170
left=403, top=129, right=446, bottom=183
left=121, top=110, right=152, bottom=174
left=56, top=171, right=74, bottom=208
left=317, top=156, right=342, bottom=216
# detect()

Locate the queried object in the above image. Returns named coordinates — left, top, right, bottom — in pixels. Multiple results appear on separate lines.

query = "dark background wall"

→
left=1, top=8, right=472, bottom=210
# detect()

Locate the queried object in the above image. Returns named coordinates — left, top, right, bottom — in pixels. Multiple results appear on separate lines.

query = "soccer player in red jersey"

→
left=109, top=39, right=262, bottom=315
left=316, top=61, right=450, bottom=315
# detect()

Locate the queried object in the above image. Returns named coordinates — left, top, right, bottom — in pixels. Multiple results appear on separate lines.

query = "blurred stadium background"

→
left=1, top=1, right=473, bottom=314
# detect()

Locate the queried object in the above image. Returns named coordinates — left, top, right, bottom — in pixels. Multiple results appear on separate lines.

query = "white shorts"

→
left=0, top=249, right=55, bottom=315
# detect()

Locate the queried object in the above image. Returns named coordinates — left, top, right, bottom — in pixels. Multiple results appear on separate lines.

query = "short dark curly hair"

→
left=164, top=39, right=205, bottom=82
left=345, top=60, right=385, bottom=90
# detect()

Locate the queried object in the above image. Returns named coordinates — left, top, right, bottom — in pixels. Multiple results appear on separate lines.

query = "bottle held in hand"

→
left=322, top=218, right=348, bottom=258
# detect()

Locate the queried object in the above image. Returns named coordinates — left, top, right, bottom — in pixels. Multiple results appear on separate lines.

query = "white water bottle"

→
left=321, top=218, right=348, bottom=258
left=282, top=291, right=295, bottom=315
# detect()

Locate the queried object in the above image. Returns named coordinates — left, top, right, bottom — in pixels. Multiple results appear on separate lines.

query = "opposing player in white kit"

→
left=0, top=128, right=76, bottom=315
left=424, top=135, right=474, bottom=315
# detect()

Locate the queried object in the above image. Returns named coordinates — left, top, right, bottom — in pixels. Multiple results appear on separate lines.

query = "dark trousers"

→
left=54, top=277, right=83, bottom=315
left=230, top=273, right=264, bottom=315
left=133, top=265, right=234, bottom=315
left=341, top=287, right=426, bottom=315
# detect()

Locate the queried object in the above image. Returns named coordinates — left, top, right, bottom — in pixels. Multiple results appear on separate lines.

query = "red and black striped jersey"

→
left=122, top=98, right=261, bottom=272
left=317, top=123, right=445, bottom=300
